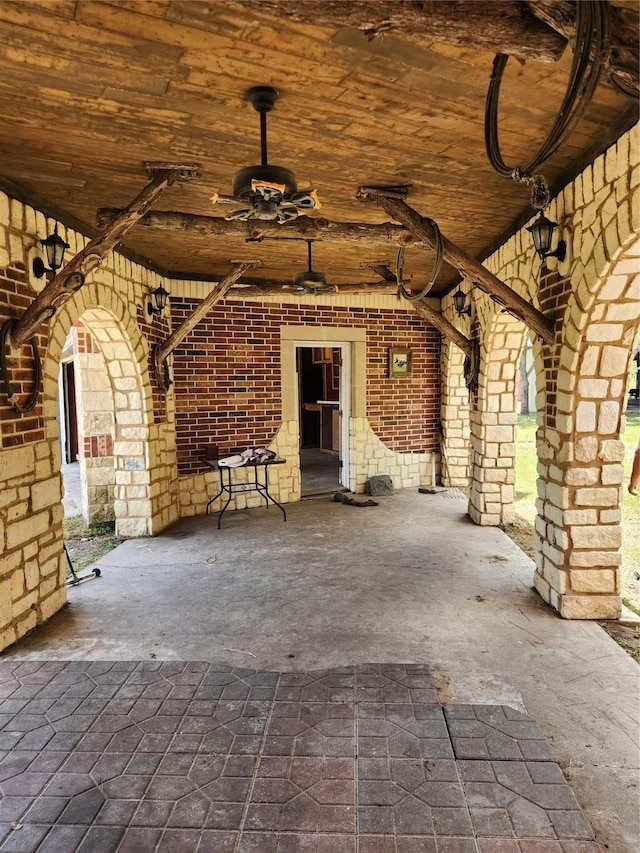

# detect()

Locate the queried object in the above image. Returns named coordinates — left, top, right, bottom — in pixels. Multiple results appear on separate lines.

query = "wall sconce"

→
left=526, top=211, right=566, bottom=262
left=147, top=283, right=170, bottom=317
left=32, top=222, right=70, bottom=278
left=453, top=287, right=472, bottom=317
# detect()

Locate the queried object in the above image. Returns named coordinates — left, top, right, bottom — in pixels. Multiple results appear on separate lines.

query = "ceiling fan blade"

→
left=211, top=193, right=245, bottom=205
left=224, top=208, right=254, bottom=221
left=275, top=207, right=300, bottom=223
left=302, top=284, right=335, bottom=295
left=290, top=189, right=321, bottom=210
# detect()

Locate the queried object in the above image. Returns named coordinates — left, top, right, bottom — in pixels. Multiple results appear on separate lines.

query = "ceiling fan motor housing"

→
left=294, top=269, right=328, bottom=288
left=232, top=164, right=298, bottom=200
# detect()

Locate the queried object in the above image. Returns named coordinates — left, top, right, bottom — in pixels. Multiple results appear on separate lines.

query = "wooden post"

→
left=96, top=208, right=416, bottom=247
left=368, top=193, right=556, bottom=345
left=10, top=170, right=185, bottom=348
left=155, top=261, right=261, bottom=365
left=411, top=301, right=472, bottom=356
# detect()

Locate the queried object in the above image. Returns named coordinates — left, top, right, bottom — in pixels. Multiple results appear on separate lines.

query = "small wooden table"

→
left=205, top=458, right=287, bottom=529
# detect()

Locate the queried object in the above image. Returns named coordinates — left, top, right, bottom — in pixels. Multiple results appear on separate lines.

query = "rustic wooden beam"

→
left=229, top=280, right=397, bottom=296
left=96, top=208, right=419, bottom=248
left=363, top=192, right=556, bottom=345
left=10, top=171, right=185, bottom=348
left=411, top=300, right=472, bottom=357
left=525, top=0, right=639, bottom=95
left=217, top=0, right=567, bottom=63
left=155, top=261, right=261, bottom=365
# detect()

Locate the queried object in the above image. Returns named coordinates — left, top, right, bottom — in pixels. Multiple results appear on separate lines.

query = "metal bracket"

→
left=356, top=184, right=412, bottom=201
left=151, top=344, right=172, bottom=395
left=0, top=318, right=41, bottom=412
left=145, top=161, right=200, bottom=181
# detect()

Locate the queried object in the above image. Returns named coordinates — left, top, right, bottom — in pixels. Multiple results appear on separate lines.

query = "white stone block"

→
left=573, top=486, right=619, bottom=507
left=565, top=468, right=598, bottom=487
left=598, top=440, right=626, bottom=462
left=569, top=569, right=616, bottom=594
left=564, top=509, right=598, bottom=525
left=560, top=594, right=621, bottom=620
left=577, top=378, right=609, bottom=398
left=575, top=401, right=596, bottom=432
left=600, top=345, right=629, bottom=377
left=570, top=525, right=621, bottom=549
left=575, top=436, right=598, bottom=462
left=597, top=401, right=620, bottom=435
left=568, top=550, right=622, bottom=567
left=601, top=464, right=624, bottom=486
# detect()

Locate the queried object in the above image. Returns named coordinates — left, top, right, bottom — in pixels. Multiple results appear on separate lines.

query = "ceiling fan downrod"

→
left=246, top=86, right=279, bottom=166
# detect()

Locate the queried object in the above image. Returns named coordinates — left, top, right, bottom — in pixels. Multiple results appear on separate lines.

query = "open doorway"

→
left=297, top=345, right=347, bottom=495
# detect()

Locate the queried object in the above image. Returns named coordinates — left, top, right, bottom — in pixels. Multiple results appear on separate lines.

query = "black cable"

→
left=485, top=1, right=609, bottom=181
left=0, top=319, right=41, bottom=413
left=396, top=218, right=443, bottom=302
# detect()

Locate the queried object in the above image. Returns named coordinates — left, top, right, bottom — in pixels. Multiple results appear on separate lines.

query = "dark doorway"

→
left=297, top=347, right=341, bottom=495
left=61, top=361, right=78, bottom=464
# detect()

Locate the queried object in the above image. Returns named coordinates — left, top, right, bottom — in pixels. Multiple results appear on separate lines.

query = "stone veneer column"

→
left=530, top=124, right=640, bottom=618
left=468, top=317, right=525, bottom=526
left=439, top=338, right=470, bottom=486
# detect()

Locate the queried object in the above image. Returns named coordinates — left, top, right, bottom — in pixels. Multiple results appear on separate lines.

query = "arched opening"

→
left=45, top=304, right=154, bottom=542
left=535, top=233, right=640, bottom=618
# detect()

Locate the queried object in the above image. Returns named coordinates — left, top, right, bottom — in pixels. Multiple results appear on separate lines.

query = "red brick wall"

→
left=0, top=263, right=46, bottom=447
left=172, top=298, right=441, bottom=475
left=83, top=434, right=113, bottom=458
left=538, top=267, right=571, bottom=429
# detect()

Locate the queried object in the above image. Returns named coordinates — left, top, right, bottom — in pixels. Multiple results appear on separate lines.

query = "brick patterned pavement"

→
left=0, top=662, right=602, bottom=852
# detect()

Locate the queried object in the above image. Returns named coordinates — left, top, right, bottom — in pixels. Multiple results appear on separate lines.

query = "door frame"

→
left=294, top=341, right=350, bottom=488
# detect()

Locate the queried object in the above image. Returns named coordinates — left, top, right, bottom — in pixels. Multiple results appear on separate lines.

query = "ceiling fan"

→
left=210, top=86, right=320, bottom=223
left=284, top=240, right=335, bottom=295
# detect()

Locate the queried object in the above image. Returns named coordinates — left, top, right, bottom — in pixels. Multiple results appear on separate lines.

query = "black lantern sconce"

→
left=453, top=287, right=472, bottom=317
left=147, top=283, right=170, bottom=317
left=526, top=211, right=566, bottom=263
left=32, top=222, right=70, bottom=278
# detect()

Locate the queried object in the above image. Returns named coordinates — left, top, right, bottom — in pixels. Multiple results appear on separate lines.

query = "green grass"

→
left=514, top=412, right=640, bottom=612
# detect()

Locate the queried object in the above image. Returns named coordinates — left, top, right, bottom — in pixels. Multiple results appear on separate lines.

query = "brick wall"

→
left=171, top=299, right=441, bottom=476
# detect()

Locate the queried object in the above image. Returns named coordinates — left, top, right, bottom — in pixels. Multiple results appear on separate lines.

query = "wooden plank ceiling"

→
left=0, top=0, right=636, bottom=296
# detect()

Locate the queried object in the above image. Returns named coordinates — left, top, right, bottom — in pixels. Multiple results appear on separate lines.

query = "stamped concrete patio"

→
left=1, top=491, right=638, bottom=852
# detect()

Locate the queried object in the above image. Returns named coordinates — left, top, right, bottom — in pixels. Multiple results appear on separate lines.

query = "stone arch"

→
left=534, top=230, right=640, bottom=619
left=43, top=286, right=156, bottom=539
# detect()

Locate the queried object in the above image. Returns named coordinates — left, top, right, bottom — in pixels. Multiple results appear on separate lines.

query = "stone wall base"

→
left=559, top=593, right=622, bottom=620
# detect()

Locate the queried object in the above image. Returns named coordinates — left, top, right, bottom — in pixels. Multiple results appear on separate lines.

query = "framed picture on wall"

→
left=388, top=346, right=412, bottom=376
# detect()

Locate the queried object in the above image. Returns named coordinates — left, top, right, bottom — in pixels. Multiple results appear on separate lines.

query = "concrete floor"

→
left=299, top=448, right=341, bottom=496
left=5, top=491, right=640, bottom=851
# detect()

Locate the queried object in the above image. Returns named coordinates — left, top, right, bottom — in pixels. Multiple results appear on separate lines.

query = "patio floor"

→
left=2, top=490, right=638, bottom=851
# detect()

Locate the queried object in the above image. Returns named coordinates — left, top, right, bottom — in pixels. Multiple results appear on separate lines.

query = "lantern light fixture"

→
left=147, top=283, right=170, bottom=317
left=526, top=211, right=566, bottom=263
left=32, top=222, right=69, bottom=278
left=453, top=287, right=472, bottom=317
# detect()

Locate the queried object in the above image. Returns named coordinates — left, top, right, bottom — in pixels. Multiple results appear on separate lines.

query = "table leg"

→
left=261, top=465, right=287, bottom=521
